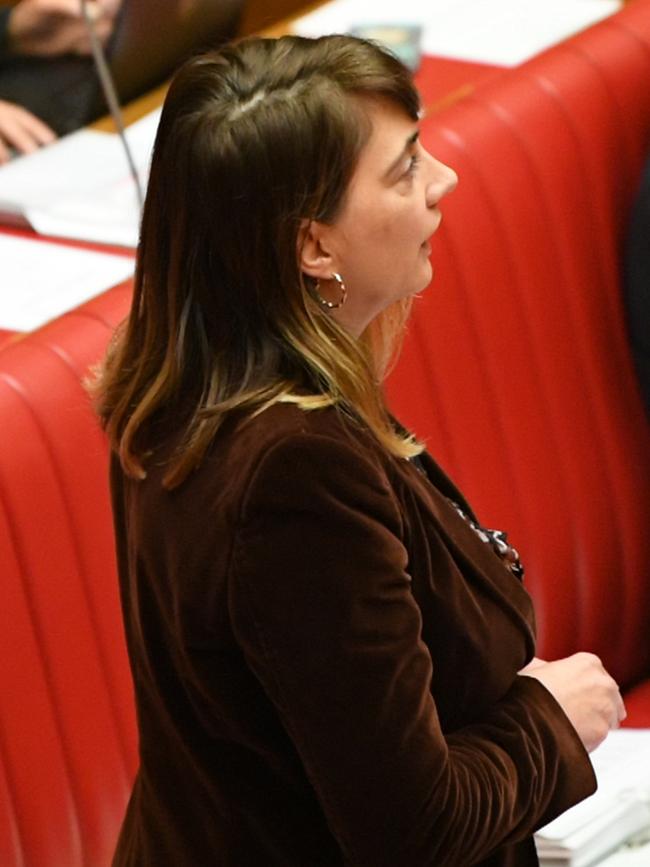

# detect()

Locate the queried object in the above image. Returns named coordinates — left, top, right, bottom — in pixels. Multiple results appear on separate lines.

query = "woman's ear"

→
left=297, top=219, right=337, bottom=280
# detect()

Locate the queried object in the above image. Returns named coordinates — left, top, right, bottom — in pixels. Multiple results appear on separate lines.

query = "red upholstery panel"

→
left=0, top=331, right=15, bottom=349
left=387, top=0, right=650, bottom=701
left=623, top=680, right=650, bottom=728
left=0, top=283, right=135, bottom=866
left=415, top=54, right=501, bottom=111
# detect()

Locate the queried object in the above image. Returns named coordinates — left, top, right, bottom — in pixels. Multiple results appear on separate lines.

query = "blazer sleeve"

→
left=0, top=9, right=11, bottom=62
left=228, top=432, right=595, bottom=867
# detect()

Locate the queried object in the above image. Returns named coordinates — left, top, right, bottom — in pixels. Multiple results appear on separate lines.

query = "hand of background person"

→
left=519, top=652, right=626, bottom=753
left=0, top=99, right=56, bottom=163
left=6, top=0, right=122, bottom=57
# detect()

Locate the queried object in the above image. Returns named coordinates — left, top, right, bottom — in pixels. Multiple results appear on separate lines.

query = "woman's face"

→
left=300, top=97, right=458, bottom=336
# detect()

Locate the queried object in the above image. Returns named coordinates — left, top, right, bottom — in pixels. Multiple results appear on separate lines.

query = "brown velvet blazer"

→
left=110, top=403, right=595, bottom=867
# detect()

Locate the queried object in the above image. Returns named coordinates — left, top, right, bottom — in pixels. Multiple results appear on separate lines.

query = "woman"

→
left=95, top=34, right=625, bottom=866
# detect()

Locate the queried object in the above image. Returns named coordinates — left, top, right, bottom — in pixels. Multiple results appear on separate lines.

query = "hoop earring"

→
left=313, top=272, right=347, bottom=309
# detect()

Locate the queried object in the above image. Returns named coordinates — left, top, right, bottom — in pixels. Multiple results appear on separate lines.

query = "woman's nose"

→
left=426, top=160, right=458, bottom=208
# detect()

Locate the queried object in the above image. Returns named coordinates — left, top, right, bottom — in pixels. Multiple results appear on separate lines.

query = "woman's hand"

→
left=520, top=652, right=626, bottom=753
left=0, top=100, right=56, bottom=163
left=7, top=0, right=121, bottom=57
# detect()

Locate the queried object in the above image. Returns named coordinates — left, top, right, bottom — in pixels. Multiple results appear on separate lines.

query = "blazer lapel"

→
left=395, top=451, right=537, bottom=650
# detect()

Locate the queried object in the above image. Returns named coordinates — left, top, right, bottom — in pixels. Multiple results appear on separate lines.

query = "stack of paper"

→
left=535, top=729, right=650, bottom=867
left=0, top=108, right=160, bottom=248
left=0, top=233, right=134, bottom=331
left=597, top=839, right=650, bottom=866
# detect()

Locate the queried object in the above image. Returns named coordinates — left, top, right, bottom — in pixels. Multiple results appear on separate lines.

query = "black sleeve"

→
left=0, top=8, right=12, bottom=63
left=229, top=433, right=596, bottom=867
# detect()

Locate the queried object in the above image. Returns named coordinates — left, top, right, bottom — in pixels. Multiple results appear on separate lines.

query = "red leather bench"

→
left=0, top=285, right=136, bottom=866
left=388, top=0, right=650, bottom=725
left=1, top=2, right=649, bottom=864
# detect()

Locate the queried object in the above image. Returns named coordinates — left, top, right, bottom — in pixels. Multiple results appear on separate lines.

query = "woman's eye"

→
left=404, top=153, right=420, bottom=177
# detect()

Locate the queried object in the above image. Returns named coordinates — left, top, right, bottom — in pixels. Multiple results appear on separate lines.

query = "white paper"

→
left=0, top=233, right=134, bottom=331
left=293, top=0, right=622, bottom=67
left=0, top=108, right=161, bottom=248
left=539, top=730, right=650, bottom=840
left=535, top=729, right=650, bottom=867
left=598, top=839, right=650, bottom=866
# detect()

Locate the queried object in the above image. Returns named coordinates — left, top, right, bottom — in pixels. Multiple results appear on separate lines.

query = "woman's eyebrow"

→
left=383, top=130, right=420, bottom=178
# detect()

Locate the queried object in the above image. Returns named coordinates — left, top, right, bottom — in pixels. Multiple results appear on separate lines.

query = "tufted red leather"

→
left=387, top=0, right=650, bottom=723
left=0, top=282, right=135, bottom=867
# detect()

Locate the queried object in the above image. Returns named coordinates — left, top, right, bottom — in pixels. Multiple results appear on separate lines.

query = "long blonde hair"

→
left=92, top=35, right=423, bottom=488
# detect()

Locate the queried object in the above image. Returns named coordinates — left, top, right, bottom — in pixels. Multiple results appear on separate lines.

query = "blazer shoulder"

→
left=231, top=403, right=400, bottom=518
left=230, top=403, right=389, bottom=475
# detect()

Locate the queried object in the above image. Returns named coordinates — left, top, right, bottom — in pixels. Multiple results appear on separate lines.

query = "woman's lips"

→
left=421, top=209, right=443, bottom=255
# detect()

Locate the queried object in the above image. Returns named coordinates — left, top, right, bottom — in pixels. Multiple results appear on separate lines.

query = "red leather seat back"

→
left=0, top=284, right=136, bottom=867
left=387, top=0, right=650, bottom=690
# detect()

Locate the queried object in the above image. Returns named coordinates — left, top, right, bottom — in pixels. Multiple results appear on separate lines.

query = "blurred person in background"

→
left=0, top=0, right=121, bottom=161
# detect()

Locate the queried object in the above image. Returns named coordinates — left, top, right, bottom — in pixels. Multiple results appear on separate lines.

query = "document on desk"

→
left=0, top=108, right=160, bottom=248
left=599, top=840, right=650, bottom=867
left=535, top=729, right=650, bottom=867
left=0, top=233, right=134, bottom=331
left=294, top=0, right=622, bottom=67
